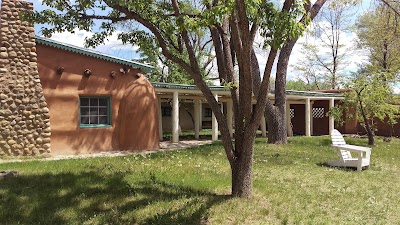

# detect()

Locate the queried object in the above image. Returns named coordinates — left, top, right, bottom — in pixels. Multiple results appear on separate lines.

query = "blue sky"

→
left=27, top=0, right=142, bottom=60
left=26, top=0, right=399, bottom=93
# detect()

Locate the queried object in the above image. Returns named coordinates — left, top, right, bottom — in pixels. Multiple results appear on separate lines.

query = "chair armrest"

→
left=333, top=144, right=371, bottom=153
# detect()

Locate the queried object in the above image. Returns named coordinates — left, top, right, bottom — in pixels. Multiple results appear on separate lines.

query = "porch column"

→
left=158, top=97, right=163, bottom=141
left=227, top=100, right=234, bottom=137
left=305, top=98, right=311, bottom=136
left=310, top=101, right=314, bottom=136
left=199, top=100, right=202, bottom=131
left=194, top=99, right=200, bottom=139
left=260, top=116, right=267, bottom=137
left=172, top=91, right=179, bottom=143
left=212, top=94, right=219, bottom=141
left=286, top=101, right=292, bottom=137
left=329, top=98, right=335, bottom=134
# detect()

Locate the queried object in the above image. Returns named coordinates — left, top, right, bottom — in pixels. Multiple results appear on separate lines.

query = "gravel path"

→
left=0, top=140, right=213, bottom=164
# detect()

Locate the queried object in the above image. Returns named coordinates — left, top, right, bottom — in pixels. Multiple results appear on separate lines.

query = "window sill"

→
left=80, top=124, right=112, bottom=129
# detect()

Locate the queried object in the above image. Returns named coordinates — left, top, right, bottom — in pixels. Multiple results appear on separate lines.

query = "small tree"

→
left=332, top=70, right=399, bottom=145
left=295, top=0, right=359, bottom=90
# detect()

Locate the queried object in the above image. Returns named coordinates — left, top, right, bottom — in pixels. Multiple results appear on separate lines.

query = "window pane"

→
left=99, top=98, right=108, bottom=107
left=81, top=116, right=90, bottom=124
left=80, top=107, right=89, bottom=116
left=205, top=108, right=212, bottom=117
left=90, top=98, right=98, bottom=106
left=80, top=96, right=111, bottom=127
left=99, top=116, right=108, bottom=124
left=90, top=108, right=99, bottom=115
left=99, top=107, right=108, bottom=115
left=80, top=98, right=89, bottom=106
left=90, top=116, right=98, bottom=124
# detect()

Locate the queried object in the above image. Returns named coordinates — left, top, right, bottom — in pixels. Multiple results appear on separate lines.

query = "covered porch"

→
left=152, top=82, right=343, bottom=143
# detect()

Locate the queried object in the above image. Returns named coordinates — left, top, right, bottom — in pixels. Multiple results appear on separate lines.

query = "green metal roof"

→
left=151, top=82, right=226, bottom=91
left=152, top=82, right=343, bottom=97
left=35, top=36, right=154, bottom=72
left=284, top=90, right=343, bottom=97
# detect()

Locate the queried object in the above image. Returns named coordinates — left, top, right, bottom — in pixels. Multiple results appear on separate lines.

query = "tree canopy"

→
left=356, top=2, right=400, bottom=75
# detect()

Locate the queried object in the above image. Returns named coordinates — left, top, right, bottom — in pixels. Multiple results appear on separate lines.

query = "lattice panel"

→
left=313, top=107, right=325, bottom=118
left=290, top=108, right=295, bottom=118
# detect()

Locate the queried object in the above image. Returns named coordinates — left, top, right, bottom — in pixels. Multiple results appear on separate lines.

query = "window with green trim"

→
left=79, top=97, right=111, bottom=128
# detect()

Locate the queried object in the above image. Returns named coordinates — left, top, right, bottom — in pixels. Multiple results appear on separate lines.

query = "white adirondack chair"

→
left=327, top=129, right=371, bottom=171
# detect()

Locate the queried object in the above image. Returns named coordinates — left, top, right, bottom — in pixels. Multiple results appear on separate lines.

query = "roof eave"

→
left=35, top=36, right=154, bottom=73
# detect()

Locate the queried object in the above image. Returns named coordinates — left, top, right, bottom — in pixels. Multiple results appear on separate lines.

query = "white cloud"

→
left=394, top=86, right=400, bottom=95
left=45, top=28, right=140, bottom=59
left=287, top=21, right=368, bottom=80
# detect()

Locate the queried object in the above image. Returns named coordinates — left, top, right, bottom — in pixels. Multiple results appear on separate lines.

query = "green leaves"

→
left=334, top=70, right=399, bottom=132
left=258, top=1, right=307, bottom=49
left=356, top=4, right=400, bottom=76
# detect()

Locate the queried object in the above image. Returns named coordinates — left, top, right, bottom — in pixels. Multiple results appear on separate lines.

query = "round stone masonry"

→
left=0, top=0, right=51, bottom=156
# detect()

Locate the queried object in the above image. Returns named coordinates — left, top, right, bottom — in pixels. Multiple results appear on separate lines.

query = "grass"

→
left=1, top=136, right=400, bottom=224
left=162, top=129, right=263, bottom=140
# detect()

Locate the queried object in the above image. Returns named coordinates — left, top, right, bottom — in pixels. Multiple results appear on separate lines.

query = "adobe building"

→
left=0, top=0, right=160, bottom=155
left=36, top=37, right=160, bottom=154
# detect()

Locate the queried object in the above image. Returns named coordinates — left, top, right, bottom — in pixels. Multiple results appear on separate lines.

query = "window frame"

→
left=204, top=108, right=213, bottom=118
left=161, top=106, right=172, bottom=117
left=79, top=96, right=112, bottom=128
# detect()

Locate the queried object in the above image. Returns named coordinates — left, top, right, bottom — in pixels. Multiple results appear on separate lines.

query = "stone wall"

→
left=0, top=0, right=51, bottom=156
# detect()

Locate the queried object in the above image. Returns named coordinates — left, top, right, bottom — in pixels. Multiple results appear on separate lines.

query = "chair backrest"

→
left=331, top=129, right=346, bottom=146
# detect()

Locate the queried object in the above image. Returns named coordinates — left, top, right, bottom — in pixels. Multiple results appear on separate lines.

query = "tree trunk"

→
left=265, top=105, right=287, bottom=144
left=357, top=90, right=375, bottom=145
left=231, top=158, right=253, bottom=197
left=361, top=114, right=375, bottom=146
left=231, top=137, right=254, bottom=197
left=264, top=40, right=297, bottom=144
left=366, top=127, right=375, bottom=145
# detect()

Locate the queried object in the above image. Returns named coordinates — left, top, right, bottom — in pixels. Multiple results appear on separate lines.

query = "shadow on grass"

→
left=0, top=171, right=229, bottom=225
left=316, top=162, right=361, bottom=172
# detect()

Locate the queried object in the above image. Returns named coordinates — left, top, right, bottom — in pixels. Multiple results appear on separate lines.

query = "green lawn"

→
left=162, top=129, right=264, bottom=140
left=1, top=136, right=400, bottom=224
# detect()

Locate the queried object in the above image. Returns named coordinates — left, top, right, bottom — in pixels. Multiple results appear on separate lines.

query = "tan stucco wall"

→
left=36, top=44, right=159, bottom=154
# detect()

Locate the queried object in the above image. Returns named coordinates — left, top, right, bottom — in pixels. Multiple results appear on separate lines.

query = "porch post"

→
left=311, top=101, right=314, bottom=136
left=227, top=100, right=234, bottom=137
left=260, top=116, right=267, bottom=137
left=158, top=97, right=163, bottom=141
left=305, top=98, right=311, bottom=136
left=286, top=101, right=292, bottom=137
left=329, top=98, right=335, bottom=135
left=212, top=94, right=219, bottom=141
left=199, top=100, right=202, bottom=131
left=194, top=99, right=200, bottom=139
left=172, top=91, right=179, bottom=143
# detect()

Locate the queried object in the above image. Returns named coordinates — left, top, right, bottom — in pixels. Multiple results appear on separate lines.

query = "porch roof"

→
left=152, top=82, right=343, bottom=98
